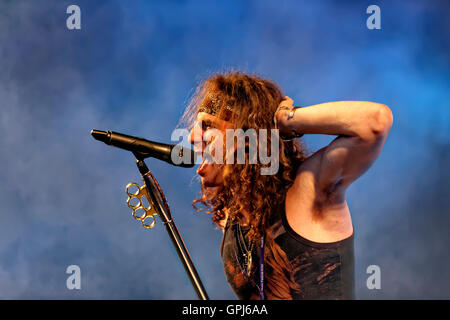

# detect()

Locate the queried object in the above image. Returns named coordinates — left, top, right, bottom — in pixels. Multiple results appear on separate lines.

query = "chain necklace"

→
left=236, top=222, right=254, bottom=276
left=232, top=218, right=265, bottom=300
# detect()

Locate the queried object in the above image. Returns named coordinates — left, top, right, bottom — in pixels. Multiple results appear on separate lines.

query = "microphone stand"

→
left=133, top=152, right=209, bottom=300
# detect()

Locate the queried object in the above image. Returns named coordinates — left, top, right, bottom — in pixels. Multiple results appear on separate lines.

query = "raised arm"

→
left=276, top=97, right=393, bottom=196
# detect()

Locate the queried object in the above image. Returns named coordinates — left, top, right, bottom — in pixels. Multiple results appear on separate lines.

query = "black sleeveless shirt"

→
left=220, top=200, right=355, bottom=300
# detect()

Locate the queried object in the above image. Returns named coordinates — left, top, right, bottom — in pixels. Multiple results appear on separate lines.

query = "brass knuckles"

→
left=125, top=182, right=158, bottom=229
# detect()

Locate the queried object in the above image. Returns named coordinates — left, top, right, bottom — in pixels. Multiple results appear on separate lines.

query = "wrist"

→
left=275, top=107, right=304, bottom=140
left=275, top=108, right=291, bottom=129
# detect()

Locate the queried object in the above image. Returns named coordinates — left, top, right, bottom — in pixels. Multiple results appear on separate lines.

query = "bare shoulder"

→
left=285, top=148, right=353, bottom=243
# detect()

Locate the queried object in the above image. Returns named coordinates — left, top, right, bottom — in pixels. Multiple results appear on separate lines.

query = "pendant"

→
left=246, top=251, right=252, bottom=275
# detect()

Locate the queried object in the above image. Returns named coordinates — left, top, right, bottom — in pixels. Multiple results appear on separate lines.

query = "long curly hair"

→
left=181, top=71, right=308, bottom=299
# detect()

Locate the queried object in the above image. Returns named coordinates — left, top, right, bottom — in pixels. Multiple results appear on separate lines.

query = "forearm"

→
left=277, top=101, right=393, bottom=141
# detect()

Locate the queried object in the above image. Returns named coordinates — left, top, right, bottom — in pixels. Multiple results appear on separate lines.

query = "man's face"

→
left=188, top=112, right=232, bottom=187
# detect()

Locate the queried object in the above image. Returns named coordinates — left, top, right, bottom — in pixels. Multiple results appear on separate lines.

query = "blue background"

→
left=0, top=0, right=449, bottom=299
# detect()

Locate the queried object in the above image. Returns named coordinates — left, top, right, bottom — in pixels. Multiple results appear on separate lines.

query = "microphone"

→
left=91, top=129, right=195, bottom=168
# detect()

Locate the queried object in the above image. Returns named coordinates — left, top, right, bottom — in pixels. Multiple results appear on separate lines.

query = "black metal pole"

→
left=135, top=157, right=209, bottom=300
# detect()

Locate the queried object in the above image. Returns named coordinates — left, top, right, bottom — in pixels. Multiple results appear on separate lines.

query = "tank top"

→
left=220, top=199, right=355, bottom=300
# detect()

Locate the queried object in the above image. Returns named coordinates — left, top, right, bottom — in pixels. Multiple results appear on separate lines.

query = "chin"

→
left=200, top=175, right=222, bottom=188
left=201, top=178, right=219, bottom=188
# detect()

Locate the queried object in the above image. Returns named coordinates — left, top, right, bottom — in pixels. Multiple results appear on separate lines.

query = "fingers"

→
left=284, top=96, right=294, bottom=104
left=278, top=96, right=294, bottom=109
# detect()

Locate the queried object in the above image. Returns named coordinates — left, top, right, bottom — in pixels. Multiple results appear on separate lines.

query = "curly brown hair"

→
left=181, top=71, right=308, bottom=299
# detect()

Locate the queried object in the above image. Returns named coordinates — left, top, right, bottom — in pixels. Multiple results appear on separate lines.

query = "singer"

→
left=181, top=71, right=393, bottom=300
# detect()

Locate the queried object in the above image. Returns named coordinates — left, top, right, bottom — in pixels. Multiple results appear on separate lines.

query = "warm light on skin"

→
left=188, top=112, right=233, bottom=187
left=187, top=111, right=281, bottom=180
left=188, top=112, right=233, bottom=145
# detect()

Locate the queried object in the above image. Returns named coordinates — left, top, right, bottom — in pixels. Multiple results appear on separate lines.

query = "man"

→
left=183, top=71, right=392, bottom=299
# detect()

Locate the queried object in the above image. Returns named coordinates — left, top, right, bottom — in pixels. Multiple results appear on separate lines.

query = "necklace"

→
left=236, top=222, right=254, bottom=276
left=232, top=219, right=266, bottom=300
